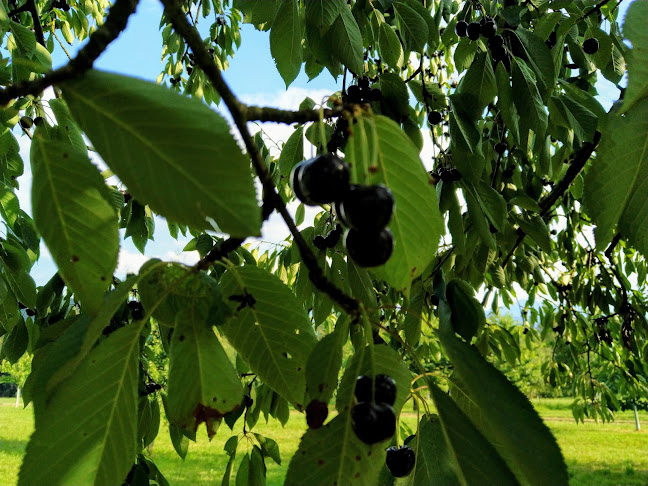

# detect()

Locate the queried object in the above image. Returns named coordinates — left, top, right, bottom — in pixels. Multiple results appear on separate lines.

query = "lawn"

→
left=1, top=397, right=646, bottom=485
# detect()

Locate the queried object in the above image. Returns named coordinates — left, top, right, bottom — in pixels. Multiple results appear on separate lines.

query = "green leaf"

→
left=288, top=346, right=409, bottom=485
left=453, top=37, right=478, bottom=72
left=0, top=317, right=27, bottom=363
left=305, top=318, right=347, bottom=404
left=0, top=279, right=20, bottom=331
left=464, top=187, right=495, bottom=249
left=475, top=181, right=507, bottom=231
left=441, top=182, right=465, bottom=255
left=0, top=183, right=20, bottom=227
left=138, top=260, right=227, bottom=328
left=31, top=132, right=119, bottom=315
left=285, top=411, right=385, bottom=486
left=448, top=94, right=480, bottom=154
left=514, top=213, right=553, bottom=254
left=9, top=21, right=35, bottom=57
left=270, top=0, right=303, bottom=87
left=305, top=0, right=345, bottom=34
left=1, top=264, right=36, bottom=309
left=347, top=261, right=378, bottom=310
left=513, top=28, right=556, bottom=99
left=254, top=433, right=281, bottom=465
left=404, top=414, right=460, bottom=486
left=445, top=279, right=485, bottom=341
left=584, top=99, right=648, bottom=254
left=61, top=70, right=261, bottom=237
left=377, top=72, right=410, bottom=121
left=548, top=94, right=598, bottom=145
left=278, top=126, right=304, bottom=177
left=456, top=52, right=497, bottom=120
left=511, top=58, right=548, bottom=144
left=335, top=344, right=411, bottom=416
left=437, top=304, right=568, bottom=486
left=29, top=273, right=152, bottom=413
left=220, top=265, right=318, bottom=409
left=12, top=42, right=53, bottom=74
left=621, top=0, right=648, bottom=112
left=221, top=436, right=238, bottom=486
left=348, top=116, right=443, bottom=293
left=394, top=2, right=428, bottom=53
left=428, top=381, right=521, bottom=486
left=166, top=313, right=244, bottom=437
left=19, top=322, right=142, bottom=486
left=125, top=200, right=153, bottom=254
left=403, top=279, right=424, bottom=346
left=378, top=23, right=404, bottom=69
left=408, top=80, right=447, bottom=108
left=234, top=0, right=279, bottom=26
left=328, top=6, right=363, bottom=74
left=49, top=98, right=87, bottom=156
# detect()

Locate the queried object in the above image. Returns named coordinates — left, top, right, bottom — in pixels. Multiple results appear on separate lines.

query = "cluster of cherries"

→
left=351, top=374, right=416, bottom=477
left=456, top=16, right=508, bottom=62
left=342, top=76, right=382, bottom=105
left=328, top=78, right=382, bottom=153
left=290, top=154, right=394, bottom=267
left=51, top=0, right=70, bottom=11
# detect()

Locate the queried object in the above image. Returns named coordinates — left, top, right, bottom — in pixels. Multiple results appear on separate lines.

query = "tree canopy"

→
left=0, top=0, right=647, bottom=484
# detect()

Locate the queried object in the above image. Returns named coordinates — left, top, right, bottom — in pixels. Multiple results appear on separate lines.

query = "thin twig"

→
left=53, top=31, right=72, bottom=60
left=194, top=237, right=246, bottom=272
left=503, top=132, right=601, bottom=267
left=0, top=0, right=139, bottom=105
left=26, top=0, right=45, bottom=47
left=161, top=0, right=360, bottom=316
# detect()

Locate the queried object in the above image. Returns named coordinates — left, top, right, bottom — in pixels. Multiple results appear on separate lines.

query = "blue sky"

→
left=22, top=0, right=343, bottom=285
left=16, top=0, right=629, bottom=290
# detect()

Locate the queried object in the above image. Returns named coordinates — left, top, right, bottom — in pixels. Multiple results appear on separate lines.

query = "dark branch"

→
left=503, top=132, right=601, bottom=266
left=161, top=0, right=360, bottom=316
left=194, top=237, right=246, bottom=272
left=8, top=3, right=30, bottom=18
left=582, top=0, right=613, bottom=18
left=244, top=105, right=344, bottom=124
left=0, top=0, right=139, bottom=106
left=539, top=131, right=601, bottom=217
left=26, top=0, right=45, bottom=47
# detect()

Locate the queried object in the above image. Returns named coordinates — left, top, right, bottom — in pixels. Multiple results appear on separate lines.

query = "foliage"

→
left=0, top=0, right=647, bottom=485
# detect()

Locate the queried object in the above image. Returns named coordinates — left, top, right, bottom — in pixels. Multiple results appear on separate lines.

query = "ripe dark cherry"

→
left=335, top=185, right=394, bottom=231
left=583, top=38, right=599, bottom=54
left=313, top=235, right=327, bottom=251
left=494, top=142, right=507, bottom=154
left=428, top=110, right=443, bottom=126
left=354, top=374, right=397, bottom=405
left=386, top=445, right=416, bottom=477
left=290, top=154, right=350, bottom=205
left=351, top=402, right=396, bottom=444
left=19, top=116, right=33, bottom=129
left=344, top=228, right=393, bottom=267
left=467, top=22, right=481, bottom=40
left=347, top=85, right=362, bottom=103
left=488, top=34, right=504, bottom=51
left=306, top=399, right=328, bottom=429
left=455, top=20, right=468, bottom=37
left=481, top=20, right=497, bottom=38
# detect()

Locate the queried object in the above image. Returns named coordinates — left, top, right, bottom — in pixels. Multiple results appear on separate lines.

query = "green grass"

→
left=1, top=397, right=647, bottom=485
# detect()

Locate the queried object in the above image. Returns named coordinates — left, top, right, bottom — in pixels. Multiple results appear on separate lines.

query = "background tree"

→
left=0, top=0, right=646, bottom=484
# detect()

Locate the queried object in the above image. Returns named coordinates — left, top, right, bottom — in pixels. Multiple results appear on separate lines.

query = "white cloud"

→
left=164, top=249, right=200, bottom=266
left=116, top=248, right=149, bottom=275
